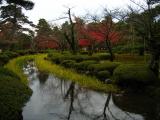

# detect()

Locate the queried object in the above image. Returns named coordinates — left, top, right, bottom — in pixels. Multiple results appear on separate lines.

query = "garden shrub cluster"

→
left=0, top=50, right=36, bottom=66
left=96, top=70, right=111, bottom=80
left=92, top=53, right=112, bottom=60
left=0, top=51, right=19, bottom=66
left=0, top=49, right=50, bottom=66
left=113, top=64, right=158, bottom=88
left=113, top=44, right=145, bottom=55
left=74, top=60, right=98, bottom=70
left=61, top=60, right=76, bottom=68
left=48, top=52, right=111, bottom=64
left=0, top=67, right=32, bottom=120
left=47, top=52, right=158, bottom=88
left=47, top=52, right=120, bottom=80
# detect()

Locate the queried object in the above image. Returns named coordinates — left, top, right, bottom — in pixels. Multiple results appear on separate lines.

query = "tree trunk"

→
left=149, top=52, right=159, bottom=77
left=105, top=40, right=114, bottom=62
left=68, top=8, right=77, bottom=55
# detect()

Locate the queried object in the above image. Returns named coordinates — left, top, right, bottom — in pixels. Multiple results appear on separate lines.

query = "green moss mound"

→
left=113, top=64, right=157, bottom=88
left=0, top=67, right=32, bottom=120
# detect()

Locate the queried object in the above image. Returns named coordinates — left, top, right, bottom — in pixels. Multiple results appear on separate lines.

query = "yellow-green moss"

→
left=35, top=54, right=118, bottom=92
left=5, top=54, right=118, bottom=92
left=5, top=55, right=35, bottom=84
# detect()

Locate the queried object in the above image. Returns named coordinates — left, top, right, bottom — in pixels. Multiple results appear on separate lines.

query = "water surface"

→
left=22, top=63, right=159, bottom=120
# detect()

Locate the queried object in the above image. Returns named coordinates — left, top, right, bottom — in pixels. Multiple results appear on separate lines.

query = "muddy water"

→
left=22, top=63, right=159, bottom=120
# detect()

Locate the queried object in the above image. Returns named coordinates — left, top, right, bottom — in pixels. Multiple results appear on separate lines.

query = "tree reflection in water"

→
left=62, top=81, right=142, bottom=120
left=64, top=82, right=75, bottom=120
left=37, top=71, right=49, bottom=84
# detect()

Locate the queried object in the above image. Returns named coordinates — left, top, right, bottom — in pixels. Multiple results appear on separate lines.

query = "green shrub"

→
left=48, top=53, right=67, bottom=64
left=113, top=64, right=157, bottom=88
left=48, top=52, right=117, bottom=66
left=0, top=60, right=4, bottom=66
left=0, top=67, right=32, bottom=120
left=61, top=60, right=76, bottom=68
left=0, top=54, right=9, bottom=65
left=0, top=51, right=19, bottom=66
left=48, top=53, right=84, bottom=63
left=74, top=60, right=98, bottom=70
left=80, top=51, right=89, bottom=55
left=0, top=67, right=20, bottom=80
left=92, top=53, right=111, bottom=60
left=15, top=50, right=37, bottom=55
left=4, top=51, right=19, bottom=58
left=96, top=70, right=111, bottom=80
left=88, top=61, right=121, bottom=74
left=69, top=55, right=88, bottom=62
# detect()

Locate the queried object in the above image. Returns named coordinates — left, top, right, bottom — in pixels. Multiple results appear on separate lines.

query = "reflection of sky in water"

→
left=22, top=64, right=144, bottom=120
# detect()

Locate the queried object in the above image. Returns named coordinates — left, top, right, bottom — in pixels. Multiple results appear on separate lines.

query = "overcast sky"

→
left=24, top=0, right=140, bottom=25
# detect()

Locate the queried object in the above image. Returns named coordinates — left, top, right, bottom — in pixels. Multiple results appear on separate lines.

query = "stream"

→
left=22, top=62, right=160, bottom=120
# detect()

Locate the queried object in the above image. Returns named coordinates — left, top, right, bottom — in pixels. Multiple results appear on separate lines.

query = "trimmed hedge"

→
left=88, top=61, right=121, bottom=74
left=74, top=60, right=98, bottom=70
left=0, top=67, right=32, bottom=120
left=48, top=53, right=88, bottom=64
left=96, top=70, right=111, bottom=80
left=61, top=60, right=76, bottom=68
left=47, top=52, right=112, bottom=65
left=0, top=51, right=19, bottom=66
left=0, top=50, right=39, bottom=66
left=113, top=64, right=157, bottom=88
left=0, top=67, right=20, bottom=80
left=92, top=53, right=111, bottom=60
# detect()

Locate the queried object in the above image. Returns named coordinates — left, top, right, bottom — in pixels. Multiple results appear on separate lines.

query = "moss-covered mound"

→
left=0, top=67, right=32, bottom=120
left=113, top=64, right=157, bottom=88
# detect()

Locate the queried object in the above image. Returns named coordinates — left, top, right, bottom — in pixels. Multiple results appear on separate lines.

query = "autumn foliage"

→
left=75, top=18, right=121, bottom=48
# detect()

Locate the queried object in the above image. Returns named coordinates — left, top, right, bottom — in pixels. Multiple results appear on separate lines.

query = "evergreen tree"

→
left=36, top=18, right=52, bottom=36
left=0, top=0, right=34, bottom=43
